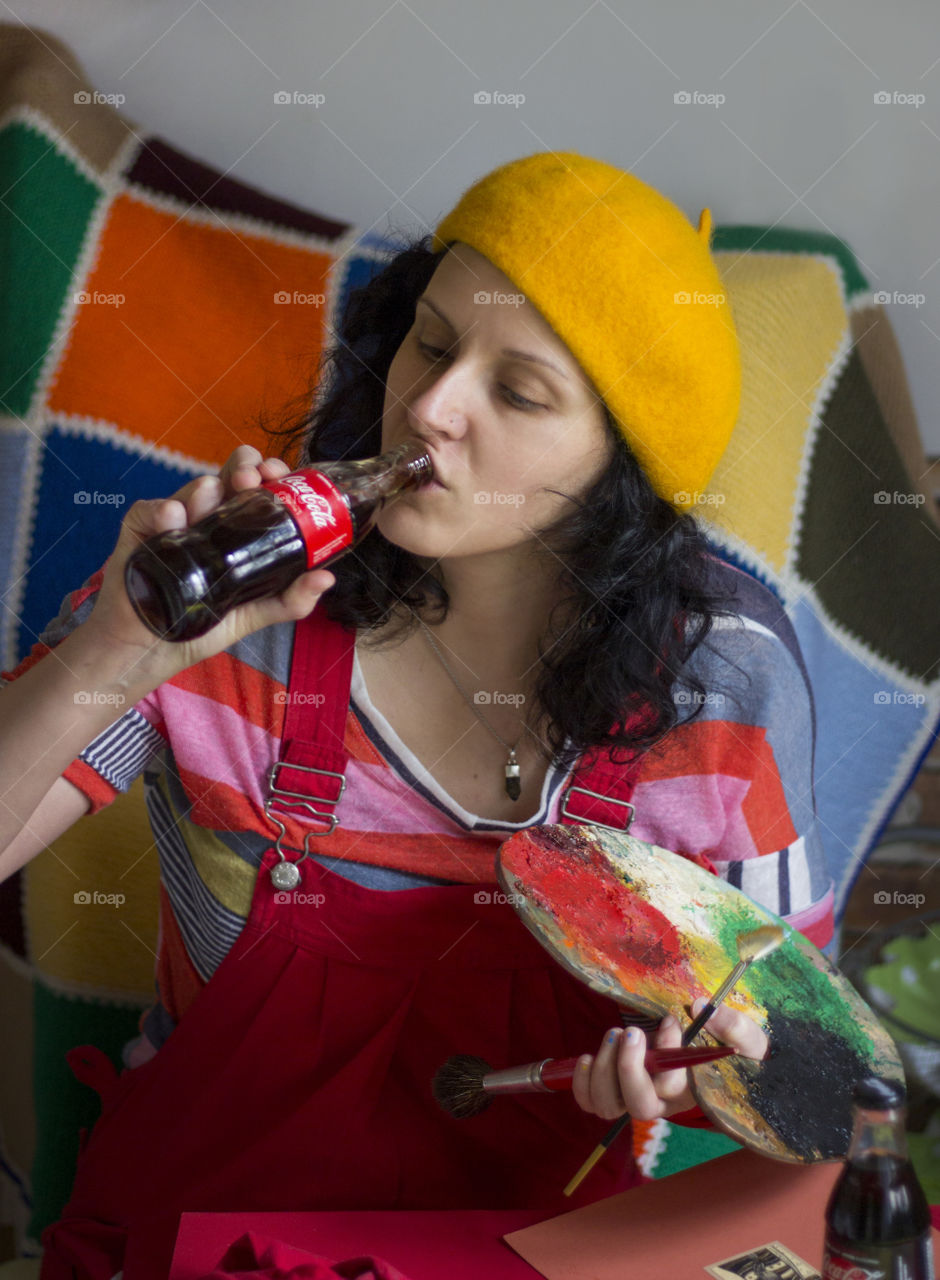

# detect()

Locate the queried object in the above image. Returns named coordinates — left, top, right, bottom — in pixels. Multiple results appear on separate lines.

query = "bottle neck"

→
left=847, top=1105, right=909, bottom=1162
left=367, top=440, right=434, bottom=491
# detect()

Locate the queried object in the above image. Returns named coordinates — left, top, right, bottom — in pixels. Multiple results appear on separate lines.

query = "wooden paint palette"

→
left=497, top=824, right=903, bottom=1163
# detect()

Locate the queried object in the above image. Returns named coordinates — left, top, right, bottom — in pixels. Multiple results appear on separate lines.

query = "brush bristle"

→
left=742, top=924, right=784, bottom=962
left=432, top=1055, right=493, bottom=1118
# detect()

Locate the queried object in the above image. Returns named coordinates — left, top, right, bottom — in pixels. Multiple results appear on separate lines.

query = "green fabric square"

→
left=27, top=980, right=142, bottom=1240
left=797, top=349, right=940, bottom=680
left=0, top=119, right=100, bottom=418
left=652, top=1121, right=739, bottom=1179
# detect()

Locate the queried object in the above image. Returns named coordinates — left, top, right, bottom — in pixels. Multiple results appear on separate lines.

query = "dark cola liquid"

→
left=124, top=447, right=430, bottom=641
left=124, top=489, right=337, bottom=642
left=824, top=1153, right=934, bottom=1279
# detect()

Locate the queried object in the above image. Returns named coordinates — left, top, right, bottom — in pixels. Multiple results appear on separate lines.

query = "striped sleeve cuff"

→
left=78, top=707, right=167, bottom=790
left=61, top=708, right=167, bottom=815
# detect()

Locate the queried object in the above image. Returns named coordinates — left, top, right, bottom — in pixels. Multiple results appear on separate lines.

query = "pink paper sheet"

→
left=504, top=1149, right=940, bottom=1280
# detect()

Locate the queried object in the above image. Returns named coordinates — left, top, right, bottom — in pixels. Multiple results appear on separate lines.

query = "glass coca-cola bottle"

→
left=124, top=440, right=432, bottom=641
left=823, top=1076, right=934, bottom=1280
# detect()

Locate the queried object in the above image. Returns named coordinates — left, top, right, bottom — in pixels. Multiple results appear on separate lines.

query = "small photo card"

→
left=704, top=1239, right=821, bottom=1280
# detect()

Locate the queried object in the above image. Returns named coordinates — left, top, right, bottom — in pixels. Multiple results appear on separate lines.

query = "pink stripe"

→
left=784, top=885, right=834, bottom=948
left=627, top=774, right=758, bottom=859
left=155, top=683, right=279, bottom=807
left=336, top=759, right=489, bottom=835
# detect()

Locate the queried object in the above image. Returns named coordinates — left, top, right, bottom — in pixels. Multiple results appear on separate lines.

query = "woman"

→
left=0, top=152, right=832, bottom=1278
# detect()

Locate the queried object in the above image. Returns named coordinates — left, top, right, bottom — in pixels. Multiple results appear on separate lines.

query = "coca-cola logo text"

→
left=824, top=1256, right=879, bottom=1280
left=280, top=476, right=339, bottom=531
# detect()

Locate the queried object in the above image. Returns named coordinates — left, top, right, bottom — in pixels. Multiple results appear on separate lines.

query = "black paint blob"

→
left=731, top=1012, right=873, bottom=1160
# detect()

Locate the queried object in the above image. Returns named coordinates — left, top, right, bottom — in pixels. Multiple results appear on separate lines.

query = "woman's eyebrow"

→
left=415, top=295, right=571, bottom=382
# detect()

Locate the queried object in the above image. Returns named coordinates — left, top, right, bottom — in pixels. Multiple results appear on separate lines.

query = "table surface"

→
left=169, top=1203, right=940, bottom=1279
left=170, top=1208, right=549, bottom=1278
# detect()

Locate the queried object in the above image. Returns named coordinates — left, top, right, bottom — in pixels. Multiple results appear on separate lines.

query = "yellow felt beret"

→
left=431, top=152, right=741, bottom=510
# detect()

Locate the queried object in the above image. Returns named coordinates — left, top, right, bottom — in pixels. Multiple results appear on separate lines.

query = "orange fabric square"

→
left=50, top=193, right=333, bottom=463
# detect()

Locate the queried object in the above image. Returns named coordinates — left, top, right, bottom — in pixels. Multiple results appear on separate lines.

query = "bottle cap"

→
left=854, top=1076, right=906, bottom=1110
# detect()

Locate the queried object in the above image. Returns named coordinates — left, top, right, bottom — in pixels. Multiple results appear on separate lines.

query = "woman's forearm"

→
left=0, top=622, right=159, bottom=867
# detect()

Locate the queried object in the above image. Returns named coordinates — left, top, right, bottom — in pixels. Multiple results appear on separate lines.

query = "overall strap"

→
left=266, top=609, right=355, bottom=836
left=559, top=750, right=643, bottom=832
left=268, top=608, right=644, bottom=837
left=558, top=706, right=649, bottom=833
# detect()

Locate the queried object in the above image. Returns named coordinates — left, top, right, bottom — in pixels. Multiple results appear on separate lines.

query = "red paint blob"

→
left=502, top=827, right=689, bottom=995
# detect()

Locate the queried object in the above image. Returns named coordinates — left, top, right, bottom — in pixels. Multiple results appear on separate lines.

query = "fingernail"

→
left=606, top=1028, right=620, bottom=1044
left=579, top=1056, right=591, bottom=1070
left=661, top=1014, right=677, bottom=1030
left=625, top=1027, right=640, bottom=1044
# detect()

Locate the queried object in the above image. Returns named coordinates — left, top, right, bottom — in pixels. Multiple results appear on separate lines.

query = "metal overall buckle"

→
left=560, top=784, right=635, bottom=834
left=263, top=760, right=347, bottom=890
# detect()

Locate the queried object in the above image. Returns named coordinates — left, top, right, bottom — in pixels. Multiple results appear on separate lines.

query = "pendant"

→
left=270, top=859, right=301, bottom=890
left=505, top=749, right=521, bottom=802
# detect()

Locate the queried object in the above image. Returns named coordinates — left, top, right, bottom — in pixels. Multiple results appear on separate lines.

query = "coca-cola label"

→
left=823, top=1235, right=935, bottom=1280
left=263, top=470, right=354, bottom=569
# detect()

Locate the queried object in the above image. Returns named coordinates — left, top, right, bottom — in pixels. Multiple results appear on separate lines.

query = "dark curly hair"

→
left=264, top=236, right=742, bottom=772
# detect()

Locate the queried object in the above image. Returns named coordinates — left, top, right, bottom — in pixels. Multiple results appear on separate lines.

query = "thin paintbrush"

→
left=681, top=925, right=784, bottom=1045
left=433, top=1044, right=739, bottom=1119
left=563, top=924, right=785, bottom=1197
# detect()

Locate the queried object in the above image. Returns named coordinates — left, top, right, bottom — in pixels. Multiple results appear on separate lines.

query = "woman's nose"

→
left=408, top=364, right=470, bottom=439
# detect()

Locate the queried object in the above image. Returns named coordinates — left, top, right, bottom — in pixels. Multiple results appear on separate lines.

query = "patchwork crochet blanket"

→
left=0, top=21, right=937, bottom=1256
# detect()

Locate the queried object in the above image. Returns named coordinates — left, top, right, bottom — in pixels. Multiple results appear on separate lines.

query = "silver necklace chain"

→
left=418, top=619, right=525, bottom=800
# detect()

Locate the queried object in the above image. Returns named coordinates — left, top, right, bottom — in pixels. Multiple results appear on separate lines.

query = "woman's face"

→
left=376, top=242, right=615, bottom=563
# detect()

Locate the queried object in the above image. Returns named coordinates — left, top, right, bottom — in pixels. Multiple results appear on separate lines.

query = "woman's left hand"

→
left=571, top=998, right=770, bottom=1122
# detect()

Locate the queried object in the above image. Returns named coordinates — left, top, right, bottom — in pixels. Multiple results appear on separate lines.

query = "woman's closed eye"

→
left=416, top=340, right=544, bottom=412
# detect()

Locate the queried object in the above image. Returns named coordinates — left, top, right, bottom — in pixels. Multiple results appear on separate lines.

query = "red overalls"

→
left=39, top=609, right=654, bottom=1280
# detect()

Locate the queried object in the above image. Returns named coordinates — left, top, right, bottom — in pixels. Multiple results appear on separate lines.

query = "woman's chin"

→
left=375, top=507, right=448, bottom=559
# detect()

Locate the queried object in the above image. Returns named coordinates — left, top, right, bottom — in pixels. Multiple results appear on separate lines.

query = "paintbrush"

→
left=681, top=924, right=784, bottom=1045
left=433, top=1045, right=740, bottom=1119
left=563, top=923, right=785, bottom=1197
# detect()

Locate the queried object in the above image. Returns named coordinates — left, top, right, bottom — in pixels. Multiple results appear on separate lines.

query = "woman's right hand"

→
left=79, top=446, right=335, bottom=692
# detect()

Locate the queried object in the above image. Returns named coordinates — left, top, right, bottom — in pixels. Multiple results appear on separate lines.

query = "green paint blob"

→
left=713, top=912, right=874, bottom=1061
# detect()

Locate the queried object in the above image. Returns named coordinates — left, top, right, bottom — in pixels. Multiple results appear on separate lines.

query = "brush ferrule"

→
left=482, top=1059, right=552, bottom=1095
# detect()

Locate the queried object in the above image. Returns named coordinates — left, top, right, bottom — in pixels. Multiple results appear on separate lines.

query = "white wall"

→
left=10, top=0, right=940, bottom=452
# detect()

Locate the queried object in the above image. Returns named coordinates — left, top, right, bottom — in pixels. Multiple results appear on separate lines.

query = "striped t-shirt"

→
left=3, top=554, right=835, bottom=1067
